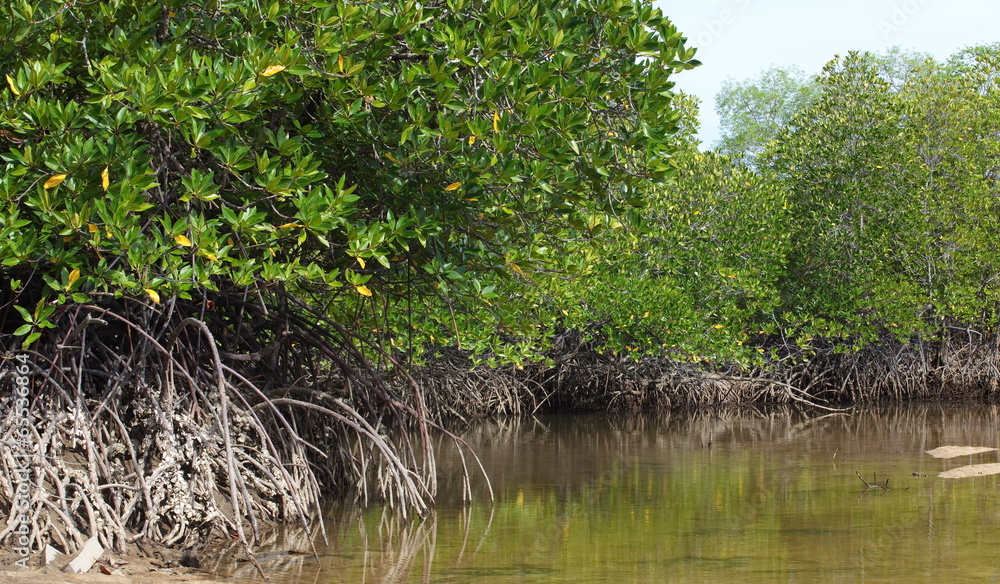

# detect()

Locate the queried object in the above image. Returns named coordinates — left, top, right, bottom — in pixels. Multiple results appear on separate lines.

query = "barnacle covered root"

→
left=0, top=298, right=441, bottom=574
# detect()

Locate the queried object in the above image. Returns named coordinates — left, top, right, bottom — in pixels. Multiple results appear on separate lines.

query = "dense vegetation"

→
left=3, top=0, right=1000, bottom=566
left=0, top=0, right=697, bottom=562
left=573, top=47, right=1000, bottom=371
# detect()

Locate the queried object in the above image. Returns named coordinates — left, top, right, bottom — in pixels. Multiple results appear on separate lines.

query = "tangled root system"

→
left=0, top=291, right=454, bottom=573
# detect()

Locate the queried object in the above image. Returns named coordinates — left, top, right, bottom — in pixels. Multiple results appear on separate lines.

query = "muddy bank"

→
left=0, top=548, right=219, bottom=584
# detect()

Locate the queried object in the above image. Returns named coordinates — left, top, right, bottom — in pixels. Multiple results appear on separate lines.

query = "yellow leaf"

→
left=508, top=263, right=524, bottom=276
left=338, top=54, right=344, bottom=73
left=174, top=234, right=192, bottom=247
left=355, top=285, right=372, bottom=296
left=356, top=256, right=366, bottom=269
left=202, top=252, right=218, bottom=261
left=145, top=289, right=161, bottom=304
left=493, top=111, right=500, bottom=133
left=713, top=324, right=725, bottom=329
left=385, top=152, right=400, bottom=164
left=68, top=268, right=80, bottom=287
left=261, top=65, right=286, bottom=77
left=101, top=166, right=110, bottom=190
left=468, top=135, right=476, bottom=146
left=445, top=182, right=462, bottom=191
left=87, top=223, right=99, bottom=233
left=44, top=174, right=67, bottom=189
left=277, top=222, right=301, bottom=229
left=5, top=74, right=19, bottom=96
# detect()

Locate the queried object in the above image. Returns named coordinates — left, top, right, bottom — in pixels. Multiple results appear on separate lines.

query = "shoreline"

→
left=0, top=550, right=227, bottom=584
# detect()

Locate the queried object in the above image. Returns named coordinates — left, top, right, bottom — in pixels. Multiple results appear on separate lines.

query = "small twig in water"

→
left=856, top=471, right=889, bottom=491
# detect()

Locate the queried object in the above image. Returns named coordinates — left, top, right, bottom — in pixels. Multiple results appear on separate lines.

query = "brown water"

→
left=208, top=405, right=1000, bottom=583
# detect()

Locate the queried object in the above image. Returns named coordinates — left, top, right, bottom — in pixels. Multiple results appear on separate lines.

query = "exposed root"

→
left=402, top=331, right=1000, bottom=419
left=0, top=293, right=459, bottom=566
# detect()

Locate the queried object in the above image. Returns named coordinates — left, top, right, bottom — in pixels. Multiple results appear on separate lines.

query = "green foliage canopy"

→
left=0, top=0, right=698, bottom=349
left=558, top=95, right=789, bottom=365
left=575, top=45, right=1000, bottom=366
left=758, top=48, right=1000, bottom=346
left=714, top=65, right=817, bottom=165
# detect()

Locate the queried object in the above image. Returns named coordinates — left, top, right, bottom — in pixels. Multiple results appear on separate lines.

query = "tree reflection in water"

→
left=206, top=404, right=1000, bottom=584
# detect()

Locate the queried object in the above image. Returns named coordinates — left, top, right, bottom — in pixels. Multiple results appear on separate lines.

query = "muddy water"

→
left=208, top=405, right=1000, bottom=583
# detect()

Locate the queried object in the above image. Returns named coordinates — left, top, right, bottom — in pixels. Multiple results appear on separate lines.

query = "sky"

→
left=655, top=0, right=1000, bottom=147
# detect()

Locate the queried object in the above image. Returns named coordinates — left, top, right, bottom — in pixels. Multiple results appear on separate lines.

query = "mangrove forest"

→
left=2, top=0, right=1000, bottom=574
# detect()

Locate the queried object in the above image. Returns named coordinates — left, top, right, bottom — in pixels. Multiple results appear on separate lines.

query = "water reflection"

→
left=208, top=405, right=1000, bottom=583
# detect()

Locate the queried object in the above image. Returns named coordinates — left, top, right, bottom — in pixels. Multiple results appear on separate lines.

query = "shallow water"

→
left=208, top=405, right=1000, bottom=583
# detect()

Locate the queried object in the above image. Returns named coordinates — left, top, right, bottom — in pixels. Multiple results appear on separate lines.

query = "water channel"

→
left=208, top=405, right=1000, bottom=583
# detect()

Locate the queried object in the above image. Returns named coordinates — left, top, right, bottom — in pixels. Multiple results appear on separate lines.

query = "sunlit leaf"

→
left=5, top=74, right=19, bottom=96
left=44, top=174, right=67, bottom=189
left=261, top=65, right=286, bottom=77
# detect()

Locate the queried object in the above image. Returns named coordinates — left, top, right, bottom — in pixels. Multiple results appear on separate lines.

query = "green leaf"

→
left=22, top=332, right=41, bottom=348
